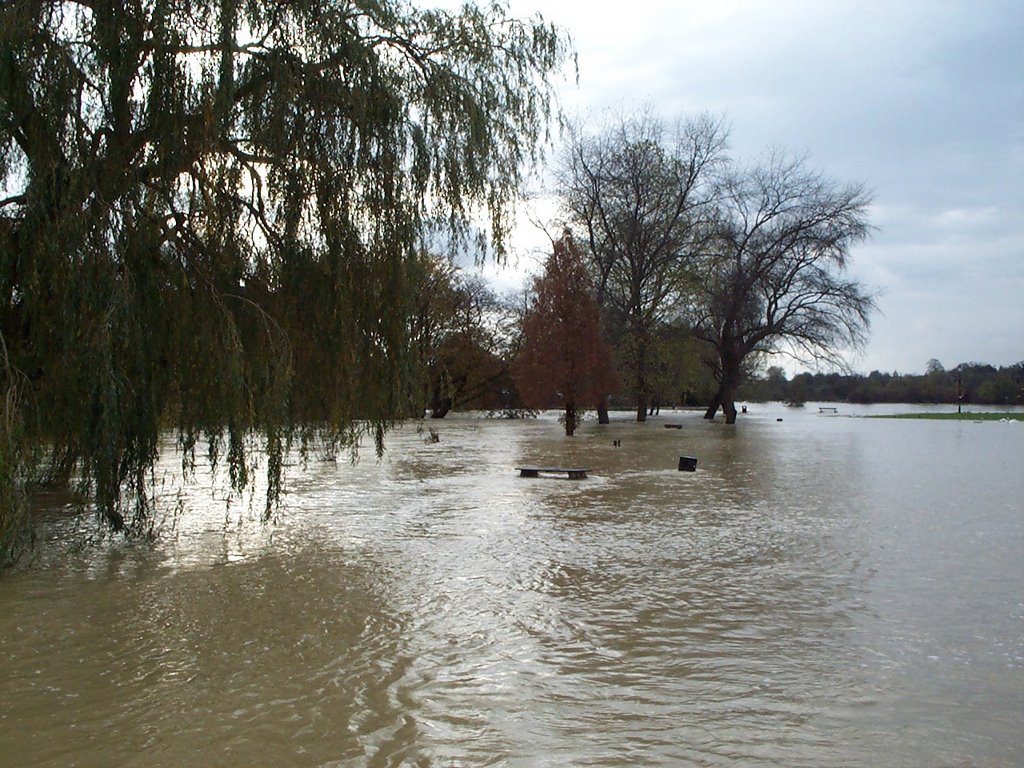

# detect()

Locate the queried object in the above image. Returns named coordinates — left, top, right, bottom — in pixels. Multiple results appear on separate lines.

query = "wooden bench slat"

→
left=516, top=466, right=589, bottom=479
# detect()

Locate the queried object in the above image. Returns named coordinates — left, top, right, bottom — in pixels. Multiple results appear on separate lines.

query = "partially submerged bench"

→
left=516, top=466, right=589, bottom=480
left=819, top=406, right=838, bottom=414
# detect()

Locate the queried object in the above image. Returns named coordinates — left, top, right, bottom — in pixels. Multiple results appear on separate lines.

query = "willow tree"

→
left=0, top=0, right=570, bottom=557
left=690, top=153, right=876, bottom=423
left=556, top=110, right=727, bottom=422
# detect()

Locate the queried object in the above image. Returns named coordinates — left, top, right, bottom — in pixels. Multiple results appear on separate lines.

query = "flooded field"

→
left=2, top=404, right=1022, bottom=766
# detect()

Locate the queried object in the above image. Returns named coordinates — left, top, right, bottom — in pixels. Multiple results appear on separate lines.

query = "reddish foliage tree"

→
left=514, top=234, right=618, bottom=435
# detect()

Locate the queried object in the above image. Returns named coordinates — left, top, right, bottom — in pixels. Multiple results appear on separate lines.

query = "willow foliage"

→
left=0, top=0, right=570, bottom=556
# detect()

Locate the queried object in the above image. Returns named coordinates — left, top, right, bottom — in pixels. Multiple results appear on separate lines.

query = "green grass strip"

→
left=868, top=412, right=1024, bottom=421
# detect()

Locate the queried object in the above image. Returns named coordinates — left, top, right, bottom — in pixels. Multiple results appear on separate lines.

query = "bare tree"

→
left=690, top=153, right=877, bottom=423
left=557, top=109, right=728, bottom=422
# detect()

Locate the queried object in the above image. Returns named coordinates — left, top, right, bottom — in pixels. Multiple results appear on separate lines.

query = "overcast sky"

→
left=480, top=0, right=1023, bottom=376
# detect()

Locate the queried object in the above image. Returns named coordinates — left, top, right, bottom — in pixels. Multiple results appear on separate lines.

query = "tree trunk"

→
left=723, top=395, right=738, bottom=424
left=719, top=355, right=741, bottom=422
left=597, top=396, right=610, bottom=424
left=634, top=330, right=647, bottom=422
left=430, top=396, right=452, bottom=419
left=565, top=402, right=577, bottom=436
left=703, top=391, right=721, bottom=420
left=705, top=383, right=739, bottom=423
left=708, top=344, right=742, bottom=422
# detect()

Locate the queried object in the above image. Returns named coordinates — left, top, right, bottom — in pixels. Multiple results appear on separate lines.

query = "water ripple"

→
left=2, top=408, right=1023, bottom=766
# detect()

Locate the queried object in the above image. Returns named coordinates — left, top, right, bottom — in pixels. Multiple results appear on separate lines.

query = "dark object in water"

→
left=517, top=466, right=589, bottom=480
left=678, top=456, right=697, bottom=472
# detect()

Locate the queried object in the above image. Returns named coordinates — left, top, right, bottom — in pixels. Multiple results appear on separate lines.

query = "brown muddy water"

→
left=1, top=404, right=1022, bottom=767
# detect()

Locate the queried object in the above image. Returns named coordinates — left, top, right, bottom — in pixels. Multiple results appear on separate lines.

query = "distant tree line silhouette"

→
left=738, top=362, right=1024, bottom=406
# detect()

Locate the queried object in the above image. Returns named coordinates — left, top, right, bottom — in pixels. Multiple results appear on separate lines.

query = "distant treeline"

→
left=738, top=362, right=1024, bottom=406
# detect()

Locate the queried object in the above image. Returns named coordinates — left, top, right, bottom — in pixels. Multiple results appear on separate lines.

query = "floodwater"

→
left=2, top=404, right=1022, bottom=767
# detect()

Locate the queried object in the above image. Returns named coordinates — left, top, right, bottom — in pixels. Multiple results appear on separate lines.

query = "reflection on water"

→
left=2, top=404, right=1022, bottom=766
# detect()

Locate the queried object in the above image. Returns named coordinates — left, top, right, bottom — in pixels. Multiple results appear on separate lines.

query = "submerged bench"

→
left=516, top=466, right=589, bottom=480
